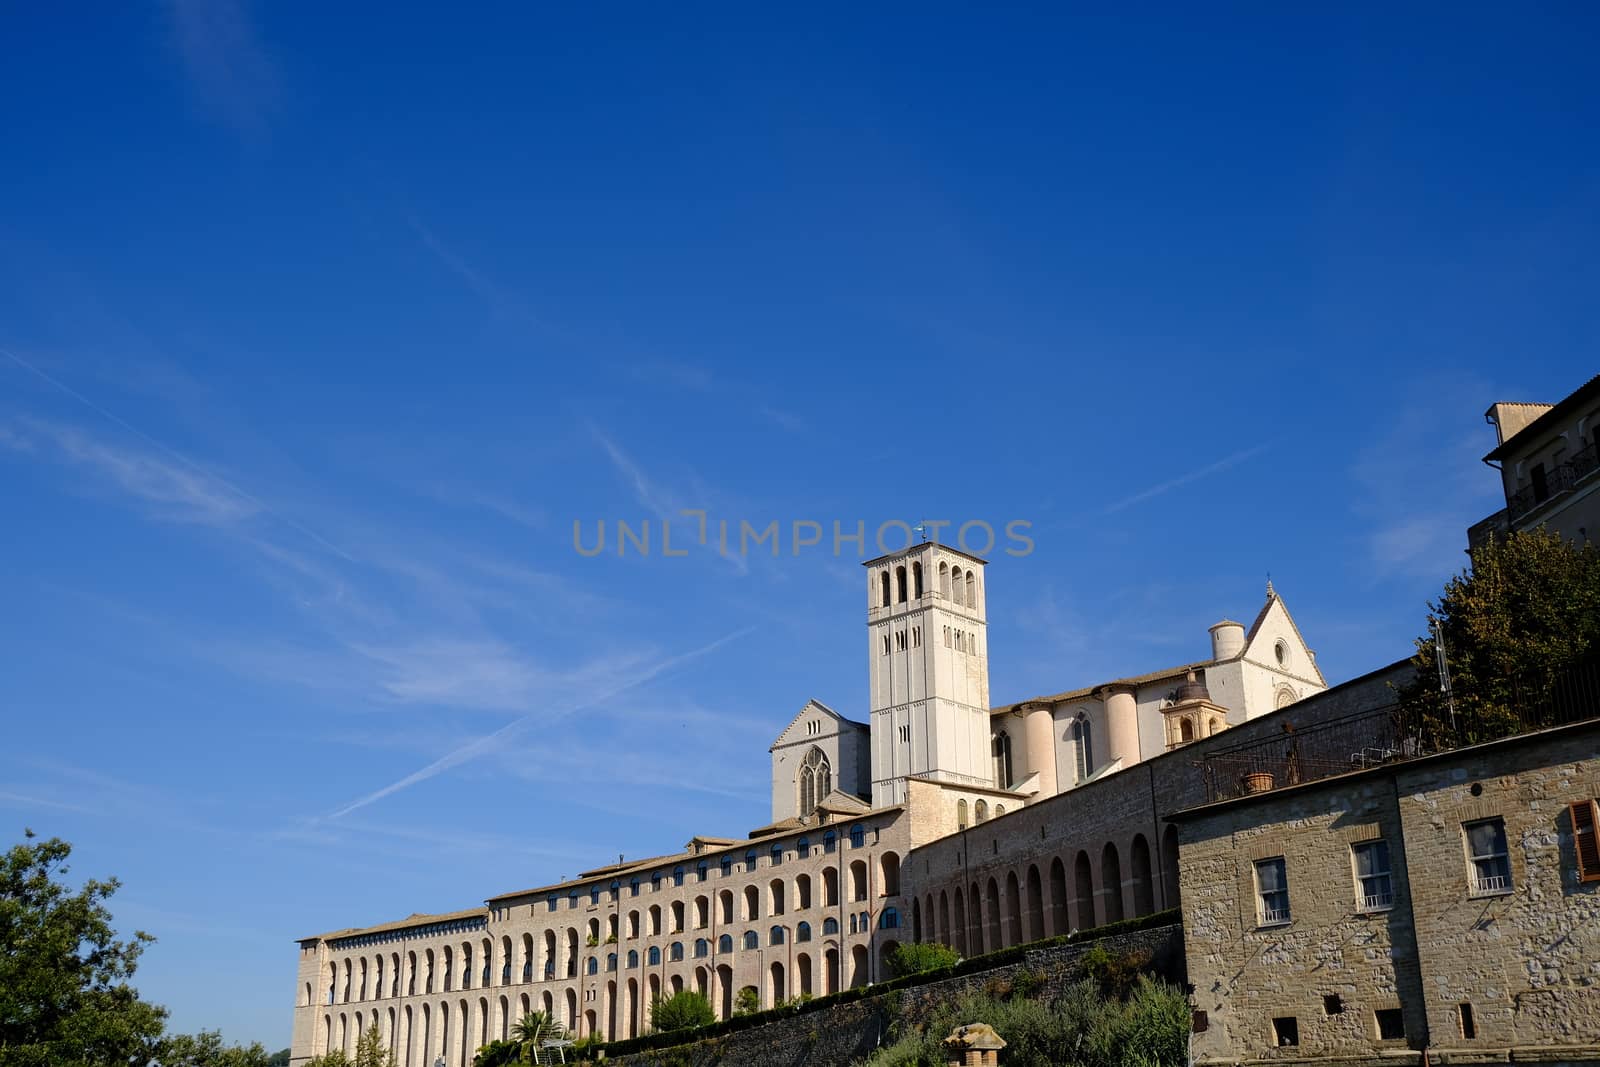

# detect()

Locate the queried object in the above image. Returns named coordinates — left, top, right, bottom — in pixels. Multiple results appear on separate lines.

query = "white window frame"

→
left=1351, top=839, right=1393, bottom=913
left=1464, top=818, right=1512, bottom=897
left=1254, top=857, right=1291, bottom=926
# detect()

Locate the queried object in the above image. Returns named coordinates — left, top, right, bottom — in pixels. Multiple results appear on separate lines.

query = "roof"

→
left=861, top=542, right=988, bottom=568
left=991, top=660, right=1208, bottom=715
left=769, top=698, right=866, bottom=752
left=991, top=587, right=1324, bottom=714
left=1483, top=373, right=1600, bottom=462
left=484, top=797, right=895, bottom=904
left=1167, top=715, right=1600, bottom=823
left=302, top=906, right=487, bottom=943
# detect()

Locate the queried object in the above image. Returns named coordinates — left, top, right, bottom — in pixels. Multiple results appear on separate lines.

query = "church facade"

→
left=289, top=543, right=1325, bottom=1066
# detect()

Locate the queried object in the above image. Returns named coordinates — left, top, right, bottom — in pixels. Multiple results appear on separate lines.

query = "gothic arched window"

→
left=799, top=747, right=832, bottom=818
left=992, top=731, right=1013, bottom=789
left=895, top=565, right=907, bottom=603
left=1072, top=714, right=1094, bottom=782
left=912, top=561, right=923, bottom=598
left=879, top=571, right=890, bottom=607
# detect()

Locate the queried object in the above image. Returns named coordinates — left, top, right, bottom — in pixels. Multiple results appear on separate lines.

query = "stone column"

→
left=1102, top=685, right=1141, bottom=769
left=1021, top=702, right=1058, bottom=797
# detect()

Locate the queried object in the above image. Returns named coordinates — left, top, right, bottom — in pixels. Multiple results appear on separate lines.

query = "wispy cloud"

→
left=1102, top=444, right=1271, bottom=515
left=1349, top=377, right=1505, bottom=581
left=1, top=346, right=356, bottom=559
left=632, top=361, right=806, bottom=433
left=589, top=424, right=752, bottom=574
left=166, top=0, right=279, bottom=139
left=591, top=423, right=683, bottom=520
left=322, top=626, right=753, bottom=819
left=3, top=416, right=257, bottom=525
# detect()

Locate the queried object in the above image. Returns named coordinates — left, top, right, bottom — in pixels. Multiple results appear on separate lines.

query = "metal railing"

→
left=1506, top=442, right=1599, bottom=522
left=1200, top=653, right=1600, bottom=802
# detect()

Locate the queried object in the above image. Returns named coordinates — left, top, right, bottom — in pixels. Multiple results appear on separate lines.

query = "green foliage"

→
left=588, top=912, right=1181, bottom=1061
left=266, top=1051, right=291, bottom=1067
left=651, top=990, right=716, bottom=1032
left=885, top=941, right=961, bottom=979
left=508, top=1011, right=553, bottom=1043
left=1401, top=529, right=1600, bottom=743
left=0, top=830, right=169, bottom=1067
left=733, top=986, right=760, bottom=1016
left=1010, top=967, right=1047, bottom=999
left=856, top=975, right=1188, bottom=1067
left=158, top=1029, right=275, bottom=1066
left=307, top=1024, right=396, bottom=1067
left=1079, top=945, right=1151, bottom=999
left=471, top=1038, right=522, bottom=1067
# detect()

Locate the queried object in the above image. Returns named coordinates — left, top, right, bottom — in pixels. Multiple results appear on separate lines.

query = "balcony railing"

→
left=1359, top=891, right=1393, bottom=912
left=1200, top=652, right=1600, bottom=802
left=1507, top=442, right=1599, bottom=522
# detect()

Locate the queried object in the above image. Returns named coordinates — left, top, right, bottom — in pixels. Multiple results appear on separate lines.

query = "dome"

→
left=1173, top=668, right=1210, bottom=704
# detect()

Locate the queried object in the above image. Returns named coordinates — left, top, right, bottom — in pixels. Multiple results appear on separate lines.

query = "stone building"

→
left=1174, top=718, right=1600, bottom=1065
left=289, top=542, right=1334, bottom=1065
left=1469, top=372, right=1600, bottom=549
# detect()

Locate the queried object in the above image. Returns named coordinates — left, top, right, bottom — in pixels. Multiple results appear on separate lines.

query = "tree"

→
left=306, top=1025, right=395, bottom=1067
left=650, top=990, right=715, bottom=1033
left=266, top=1051, right=291, bottom=1067
left=1400, top=530, right=1600, bottom=744
left=0, top=830, right=168, bottom=1067
left=733, top=986, right=760, bottom=1017
left=885, top=941, right=960, bottom=978
left=470, top=1038, right=521, bottom=1067
left=510, top=1010, right=551, bottom=1044
left=158, top=1029, right=274, bottom=1067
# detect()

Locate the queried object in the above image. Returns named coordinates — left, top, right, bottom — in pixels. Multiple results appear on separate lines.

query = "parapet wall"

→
left=600, top=923, right=1182, bottom=1067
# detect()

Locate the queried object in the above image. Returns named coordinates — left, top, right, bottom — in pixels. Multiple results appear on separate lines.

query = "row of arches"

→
left=320, top=940, right=891, bottom=1062
left=316, top=853, right=904, bottom=1007
left=873, top=561, right=982, bottom=610
left=914, top=827, right=1180, bottom=956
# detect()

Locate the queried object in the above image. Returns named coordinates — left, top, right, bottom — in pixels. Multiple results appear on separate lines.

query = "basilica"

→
left=290, top=541, right=1324, bottom=1065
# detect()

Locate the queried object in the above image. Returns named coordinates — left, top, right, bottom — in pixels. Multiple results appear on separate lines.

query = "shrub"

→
left=886, top=941, right=961, bottom=978
left=652, top=990, right=716, bottom=1032
left=733, top=986, right=760, bottom=1016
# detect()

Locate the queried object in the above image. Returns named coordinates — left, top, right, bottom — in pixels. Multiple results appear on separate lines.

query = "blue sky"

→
left=2, top=1, right=1597, bottom=1049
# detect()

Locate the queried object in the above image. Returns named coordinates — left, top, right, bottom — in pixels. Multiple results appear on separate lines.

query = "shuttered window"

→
left=1572, top=799, right=1600, bottom=883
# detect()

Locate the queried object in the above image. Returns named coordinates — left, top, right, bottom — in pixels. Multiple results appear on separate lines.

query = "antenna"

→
left=1433, top=618, right=1458, bottom=734
left=913, top=521, right=931, bottom=543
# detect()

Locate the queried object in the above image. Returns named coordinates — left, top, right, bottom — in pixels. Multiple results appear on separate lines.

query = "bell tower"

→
left=865, top=543, right=992, bottom=806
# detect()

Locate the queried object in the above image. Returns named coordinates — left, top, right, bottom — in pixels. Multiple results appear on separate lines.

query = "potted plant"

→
left=1240, top=770, right=1275, bottom=794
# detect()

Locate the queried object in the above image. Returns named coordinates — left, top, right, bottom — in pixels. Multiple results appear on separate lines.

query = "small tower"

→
left=1163, top=669, right=1229, bottom=750
left=865, top=543, right=991, bottom=806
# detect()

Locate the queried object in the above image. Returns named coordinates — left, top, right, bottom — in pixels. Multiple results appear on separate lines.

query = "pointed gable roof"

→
left=1242, top=587, right=1327, bottom=686
left=769, top=698, right=866, bottom=752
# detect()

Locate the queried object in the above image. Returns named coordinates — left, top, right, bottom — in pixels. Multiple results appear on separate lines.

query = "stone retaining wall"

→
left=598, top=923, right=1182, bottom=1067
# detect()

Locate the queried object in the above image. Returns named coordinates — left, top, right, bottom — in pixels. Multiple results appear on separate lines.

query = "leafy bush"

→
left=652, top=990, right=716, bottom=1032
left=887, top=941, right=962, bottom=978
left=471, top=1039, right=522, bottom=1067
left=733, top=986, right=761, bottom=1016
left=856, top=976, right=1189, bottom=1067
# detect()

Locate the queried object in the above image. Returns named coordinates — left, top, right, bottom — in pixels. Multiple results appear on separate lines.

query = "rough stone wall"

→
left=600, top=924, right=1183, bottom=1067
left=904, top=663, right=1411, bottom=952
left=1180, top=773, right=1422, bottom=1061
left=1179, top=721, right=1600, bottom=1066
left=1397, top=726, right=1600, bottom=1058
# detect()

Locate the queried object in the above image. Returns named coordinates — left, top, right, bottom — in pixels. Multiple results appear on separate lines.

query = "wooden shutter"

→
left=1572, top=800, right=1600, bottom=883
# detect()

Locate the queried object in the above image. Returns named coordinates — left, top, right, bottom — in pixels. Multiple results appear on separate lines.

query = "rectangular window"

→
left=1352, top=840, right=1393, bottom=912
left=1271, top=1017, right=1299, bottom=1047
left=1465, top=819, right=1512, bottom=896
left=1530, top=463, right=1549, bottom=503
left=1255, top=857, right=1290, bottom=925
left=1375, top=1008, right=1405, bottom=1041
left=1571, top=800, right=1600, bottom=883
left=1459, top=1003, right=1476, bottom=1040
